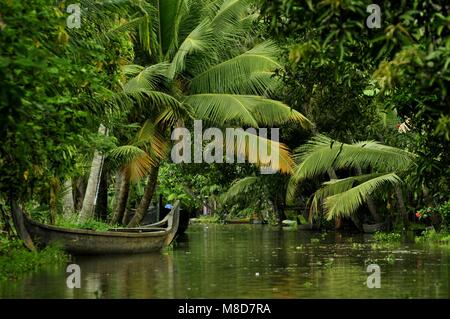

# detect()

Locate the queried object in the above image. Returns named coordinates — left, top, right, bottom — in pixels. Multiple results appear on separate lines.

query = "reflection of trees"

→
left=71, top=253, right=174, bottom=298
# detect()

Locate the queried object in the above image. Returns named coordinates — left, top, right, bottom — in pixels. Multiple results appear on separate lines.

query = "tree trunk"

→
left=355, top=166, right=381, bottom=223
left=127, top=164, right=160, bottom=227
left=10, top=199, right=36, bottom=251
left=49, top=180, right=58, bottom=225
left=110, top=170, right=130, bottom=225
left=95, top=171, right=108, bottom=221
left=327, top=169, right=343, bottom=229
left=62, top=180, right=75, bottom=217
left=395, top=185, right=409, bottom=229
left=74, top=177, right=86, bottom=211
left=78, top=124, right=107, bottom=223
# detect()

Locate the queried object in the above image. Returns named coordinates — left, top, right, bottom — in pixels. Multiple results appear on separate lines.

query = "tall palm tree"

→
left=115, top=0, right=311, bottom=226
left=287, top=135, right=416, bottom=223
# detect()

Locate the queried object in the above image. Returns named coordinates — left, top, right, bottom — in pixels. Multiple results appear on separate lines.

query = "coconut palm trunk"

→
left=127, top=163, right=160, bottom=227
left=62, top=180, right=75, bottom=217
left=78, top=124, right=107, bottom=223
left=110, top=170, right=130, bottom=225
left=327, top=169, right=343, bottom=229
left=355, top=166, right=381, bottom=223
left=10, top=199, right=35, bottom=251
left=395, top=185, right=409, bottom=228
left=95, top=171, right=108, bottom=221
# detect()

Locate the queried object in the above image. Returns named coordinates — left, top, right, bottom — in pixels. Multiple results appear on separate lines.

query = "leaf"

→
left=186, top=94, right=311, bottom=127
left=324, top=173, right=403, bottom=220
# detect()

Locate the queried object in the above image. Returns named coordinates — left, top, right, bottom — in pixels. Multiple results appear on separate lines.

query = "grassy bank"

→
left=0, top=236, right=68, bottom=281
left=415, top=229, right=450, bottom=246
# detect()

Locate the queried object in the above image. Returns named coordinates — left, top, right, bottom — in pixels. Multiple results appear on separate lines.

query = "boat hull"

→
left=362, top=223, right=386, bottom=234
left=21, top=201, right=180, bottom=255
left=24, top=219, right=168, bottom=254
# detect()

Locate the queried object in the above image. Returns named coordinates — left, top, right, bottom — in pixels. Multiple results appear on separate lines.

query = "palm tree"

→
left=114, top=0, right=311, bottom=226
left=78, top=125, right=108, bottom=222
left=286, top=134, right=416, bottom=224
left=108, top=120, right=167, bottom=224
left=219, top=174, right=289, bottom=223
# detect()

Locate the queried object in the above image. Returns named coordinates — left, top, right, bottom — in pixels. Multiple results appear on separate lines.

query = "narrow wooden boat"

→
left=362, top=222, right=385, bottom=234
left=225, top=218, right=251, bottom=224
left=21, top=202, right=180, bottom=255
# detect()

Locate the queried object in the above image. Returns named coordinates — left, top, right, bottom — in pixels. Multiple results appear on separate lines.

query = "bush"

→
left=415, top=229, right=450, bottom=246
left=416, top=201, right=450, bottom=229
left=373, top=232, right=402, bottom=243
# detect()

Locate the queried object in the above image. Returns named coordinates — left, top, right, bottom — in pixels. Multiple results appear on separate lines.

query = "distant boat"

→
left=362, top=222, right=385, bottom=233
left=225, top=218, right=251, bottom=224
left=21, top=202, right=180, bottom=255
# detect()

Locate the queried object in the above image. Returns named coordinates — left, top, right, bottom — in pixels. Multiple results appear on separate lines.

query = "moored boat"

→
left=362, top=222, right=385, bottom=233
left=20, top=202, right=180, bottom=255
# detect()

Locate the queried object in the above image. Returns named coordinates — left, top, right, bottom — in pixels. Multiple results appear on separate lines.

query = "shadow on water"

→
left=1, top=224, right=450, bottom=298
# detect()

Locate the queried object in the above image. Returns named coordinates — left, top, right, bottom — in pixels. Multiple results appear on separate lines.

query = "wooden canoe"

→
left=362, top=222, right=385, bottom=233
left=225, top=218, right=251, bottom=224
left=22, top=202, right=180, bottom=255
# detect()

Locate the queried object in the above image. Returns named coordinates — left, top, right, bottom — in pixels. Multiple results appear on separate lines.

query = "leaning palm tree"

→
left=108, top=120, right=168, bottom=224
left=114, top=0, right=311, bottom=226
left=287, top=135, right=416, bottom=223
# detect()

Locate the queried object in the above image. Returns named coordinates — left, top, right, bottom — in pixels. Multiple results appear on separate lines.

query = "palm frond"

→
left=224, top=129, right=294, bottom=174
left=168, top=19, right=215, bottom=78
left=324, top=173, right=403, bottom=220
left=133, top=120, right=169, bottom=161
left=121, top=86, right=181, bottom=112
left=108, top=145, right=155, bottom=182
left=209, top=0, right=253, bottom=31
left=123, top=63, right=171, bottom=91
left=107, top=2, right=158, bottom=56
left=220, top=176, right=260, bottom=204
left=308, top=173, right=388, bottom=218
left=189, top=42, right=282, bottom=94
left=158, top=0, right=188, bottom=56
left=291, top=134, right=415, bottom=183
left=186, top=94, right=311, bottom=127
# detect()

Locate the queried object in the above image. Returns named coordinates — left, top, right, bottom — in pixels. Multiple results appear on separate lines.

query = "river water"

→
left=1, top=224, right=449, bottom=298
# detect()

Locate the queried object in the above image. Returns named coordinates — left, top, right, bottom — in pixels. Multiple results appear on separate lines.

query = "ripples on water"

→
left=1, top=224, right=449, bottom=298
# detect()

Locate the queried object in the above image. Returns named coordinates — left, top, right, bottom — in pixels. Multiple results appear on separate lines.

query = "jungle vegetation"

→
left=0, top=0, right=449, bottom=266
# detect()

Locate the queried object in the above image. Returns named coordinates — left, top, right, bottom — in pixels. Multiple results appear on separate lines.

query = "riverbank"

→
left=0, top=235, right=68, bottom=281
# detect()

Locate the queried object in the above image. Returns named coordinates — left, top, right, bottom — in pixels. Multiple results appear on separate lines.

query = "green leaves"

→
left=186, top=94, right=311, bottom=127
left=0, top=0, right=132, bottom=200
left=287, top=134, right=416, bottom=219
left=313, top=173, right=402, bottom=220
left=220, top=176, right=259, bottom=204
left=189, top=42, right=282, bottom=94
left=168, top=19, right=215, bottom=78
left=291, top=134, right=415, bottom=184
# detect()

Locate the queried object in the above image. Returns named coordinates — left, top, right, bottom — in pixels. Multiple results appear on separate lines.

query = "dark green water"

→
left=1, top=224, right=450, bottom=298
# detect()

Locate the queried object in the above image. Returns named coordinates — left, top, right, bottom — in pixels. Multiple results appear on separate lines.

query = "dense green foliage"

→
left=0, top=0, right=131, bottom=204
left=0, top=0, right=449, bottom=267
left=259, top=0, right=449, bottom=229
